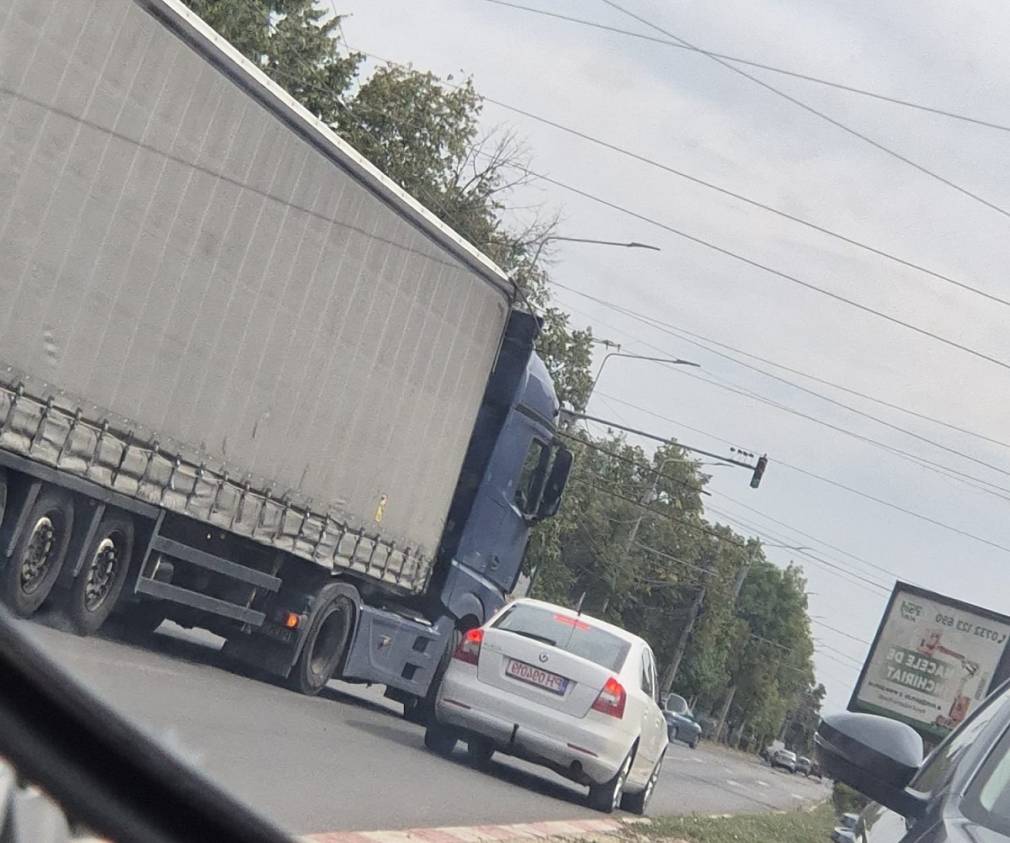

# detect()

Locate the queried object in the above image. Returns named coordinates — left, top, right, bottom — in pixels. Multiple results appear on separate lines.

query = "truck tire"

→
left=288, top=594, right=354, bottom=696
left=64, top=512, right=135, bottom=635
left=0, top=488, right=75, bottom=617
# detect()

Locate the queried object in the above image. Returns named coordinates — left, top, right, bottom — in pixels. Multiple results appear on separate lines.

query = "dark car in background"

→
left=662, top=694, right=702, bottom=749
left=815, top=678, right=1010, bottom=841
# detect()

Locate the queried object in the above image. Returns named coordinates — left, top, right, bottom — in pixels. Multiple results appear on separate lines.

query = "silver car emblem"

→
left=538, top=652, right=549, bottom=663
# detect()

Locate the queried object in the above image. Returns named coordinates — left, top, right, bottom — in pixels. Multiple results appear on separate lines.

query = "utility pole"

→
left=659, top=583, right=706, bottom=694
left=600, top=455, right=676, bottom=613
left=713, top=558, right=752, bottom=741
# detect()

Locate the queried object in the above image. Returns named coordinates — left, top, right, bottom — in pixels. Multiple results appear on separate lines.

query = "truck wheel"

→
left=588, top=751, right=633, bottom=813
left=288, top=594, right=354, bottom=696
left=0, top=489, right=75, bottom=617
left=64, top=513, right=134, bottom=635
left=423, top=723, right=457, bottom=757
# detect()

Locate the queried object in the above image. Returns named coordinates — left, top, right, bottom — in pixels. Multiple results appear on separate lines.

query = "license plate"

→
left=506, top=658, right=568, bottom=695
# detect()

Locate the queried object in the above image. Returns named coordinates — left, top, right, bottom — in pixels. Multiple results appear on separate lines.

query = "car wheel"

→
left=466, top=738, right=494, bottom=770
left=588, top=751, right=633, bottom=813
left=424, top=723, right=457, bottom=757
left=621, top=751, right=663, bottom=815
left=0, top=489, right=75, bottom=617
left=690, top=736, right=699, bottom=750
left=64, top=512, right=134, bottom=636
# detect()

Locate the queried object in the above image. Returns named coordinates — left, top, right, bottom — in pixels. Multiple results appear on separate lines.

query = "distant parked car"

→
left=662, top=693, right=702, bottom=749
left=771, top=748, right=798, bottom=773
left=831, top=812, right=859, bottom=842
left=796, top=755, right=812, bottom=775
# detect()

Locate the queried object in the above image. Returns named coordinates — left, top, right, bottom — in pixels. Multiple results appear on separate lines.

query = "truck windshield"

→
left=493, top=604, right=631, bottom=672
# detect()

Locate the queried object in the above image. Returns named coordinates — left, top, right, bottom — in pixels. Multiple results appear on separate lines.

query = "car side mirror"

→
left=815, top=713, right=927, bottom=819
left=535, top=445, right=572, bottom=521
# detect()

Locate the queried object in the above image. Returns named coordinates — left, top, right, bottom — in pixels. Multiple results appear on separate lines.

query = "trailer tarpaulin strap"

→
left=0, top=377, right=428, bottom=592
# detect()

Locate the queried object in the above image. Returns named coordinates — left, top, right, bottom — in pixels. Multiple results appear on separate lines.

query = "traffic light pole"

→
left=565, top=411, right=769, bottom=488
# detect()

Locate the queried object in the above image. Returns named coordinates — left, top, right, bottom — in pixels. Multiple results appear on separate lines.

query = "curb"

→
left=303, top=817, right=633, bottom=843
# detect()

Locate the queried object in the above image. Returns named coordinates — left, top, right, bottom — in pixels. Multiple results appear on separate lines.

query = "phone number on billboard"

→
left=934, top=613, right=1007, bottom=643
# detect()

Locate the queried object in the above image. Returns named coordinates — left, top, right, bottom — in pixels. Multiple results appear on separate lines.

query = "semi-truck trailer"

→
left=0, top=0, right=571, bottom=709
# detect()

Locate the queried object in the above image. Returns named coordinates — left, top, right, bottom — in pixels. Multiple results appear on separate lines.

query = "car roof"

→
left=506, top=598, right=647, bottom=648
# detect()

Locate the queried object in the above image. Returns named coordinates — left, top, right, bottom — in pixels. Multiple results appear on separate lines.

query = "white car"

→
left=427, top=598, right=669, bottom=813
left=771, top=748, right=798, bottom=773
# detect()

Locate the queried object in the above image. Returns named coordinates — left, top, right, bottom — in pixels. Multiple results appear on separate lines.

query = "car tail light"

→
left=592, top=676, right=626, bottom=719
left=452, top=628, right=484, bottom=665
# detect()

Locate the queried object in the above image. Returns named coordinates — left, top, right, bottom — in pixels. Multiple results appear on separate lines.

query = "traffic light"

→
left=750, top=455, right=768, bottom=489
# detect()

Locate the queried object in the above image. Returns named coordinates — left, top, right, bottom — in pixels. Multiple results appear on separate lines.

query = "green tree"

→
left=184, top=0, right=361, bottom=121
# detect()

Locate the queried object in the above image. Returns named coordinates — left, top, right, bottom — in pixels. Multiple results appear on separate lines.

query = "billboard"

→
left=850, top=582, right=1010, bottom=739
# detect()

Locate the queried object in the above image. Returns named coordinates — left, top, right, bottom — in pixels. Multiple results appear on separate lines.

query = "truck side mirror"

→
left=815, top=712, right=926, bottom=819
left=535, top=445, right=572, bottom=521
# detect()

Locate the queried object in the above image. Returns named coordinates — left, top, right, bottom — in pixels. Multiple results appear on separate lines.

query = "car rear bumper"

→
left=436, top=668, right=631, bottom=785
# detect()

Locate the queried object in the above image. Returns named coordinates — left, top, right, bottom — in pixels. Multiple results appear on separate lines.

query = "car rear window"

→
left=492, top=604, right=631, bottom=672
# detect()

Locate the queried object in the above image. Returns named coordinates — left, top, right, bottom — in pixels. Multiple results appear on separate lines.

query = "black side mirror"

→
left=815, top=713, right=927, bottom=819
left=535, top=445, right=572, bottom=521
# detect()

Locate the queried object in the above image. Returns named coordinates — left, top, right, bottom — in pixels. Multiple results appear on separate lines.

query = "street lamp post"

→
left=586, top=351, right=699, bottom=411
left=529, top=235, right=661, bottom=268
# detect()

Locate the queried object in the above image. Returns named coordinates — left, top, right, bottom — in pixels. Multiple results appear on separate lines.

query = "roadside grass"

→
left=638, top=800, right=835, bottom=842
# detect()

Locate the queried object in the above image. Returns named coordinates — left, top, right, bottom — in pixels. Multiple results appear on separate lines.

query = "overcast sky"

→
left=340, top=0, right=1010, bottom=714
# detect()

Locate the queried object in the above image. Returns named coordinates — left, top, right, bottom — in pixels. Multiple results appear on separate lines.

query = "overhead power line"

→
left=601, top=0, right=1010, bottom=222
left=556, top=283, right=1010, bottom=473
left=558, top=429, right=708, bottom=495
left=703, top=503, right=893, bottom=595
left=708, top=488, right=915, bottom=586
left=361, top=46, right=1010, bottom=310
left=584, top=393, right=1010, bottom=557
left=553, top=282, right=1010, bottom=452
left=509, top=162, right=1010, bottom=372
left=558, top=292, right=1010, bottom=506
left=777, top=460, right=1010, bottom=555
left=814, top=619, right=874, bottom=646
left=672, top=367, right=1010, bottom=500
left=477, top=0, right=1010, bottom=135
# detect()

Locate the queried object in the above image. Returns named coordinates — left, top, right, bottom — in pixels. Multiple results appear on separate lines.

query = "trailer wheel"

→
left=64, top=513, right=135, bottom=635
left=0, top=488, right=75, bottom=617
left=288, top=594, right=354, bottom=696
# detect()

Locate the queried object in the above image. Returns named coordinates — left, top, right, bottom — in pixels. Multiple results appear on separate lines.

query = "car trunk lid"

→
left=475, top=606, right=630, bottom=719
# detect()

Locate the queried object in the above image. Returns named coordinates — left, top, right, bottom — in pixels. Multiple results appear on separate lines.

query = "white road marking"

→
left=755, top=779, right=770, bottom=788
left=725, top=779, right=742, bottom=787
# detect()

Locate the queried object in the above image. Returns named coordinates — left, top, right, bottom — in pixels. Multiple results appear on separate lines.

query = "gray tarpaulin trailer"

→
left=0, top=0, right=514, bottom=597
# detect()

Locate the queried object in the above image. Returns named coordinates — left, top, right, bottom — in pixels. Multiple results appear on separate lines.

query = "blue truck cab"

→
left=340, top=311, right=572, bottom=706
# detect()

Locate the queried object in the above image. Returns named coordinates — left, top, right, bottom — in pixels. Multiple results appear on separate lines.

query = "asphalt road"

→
left=18, top=618, right=829, bottom=836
